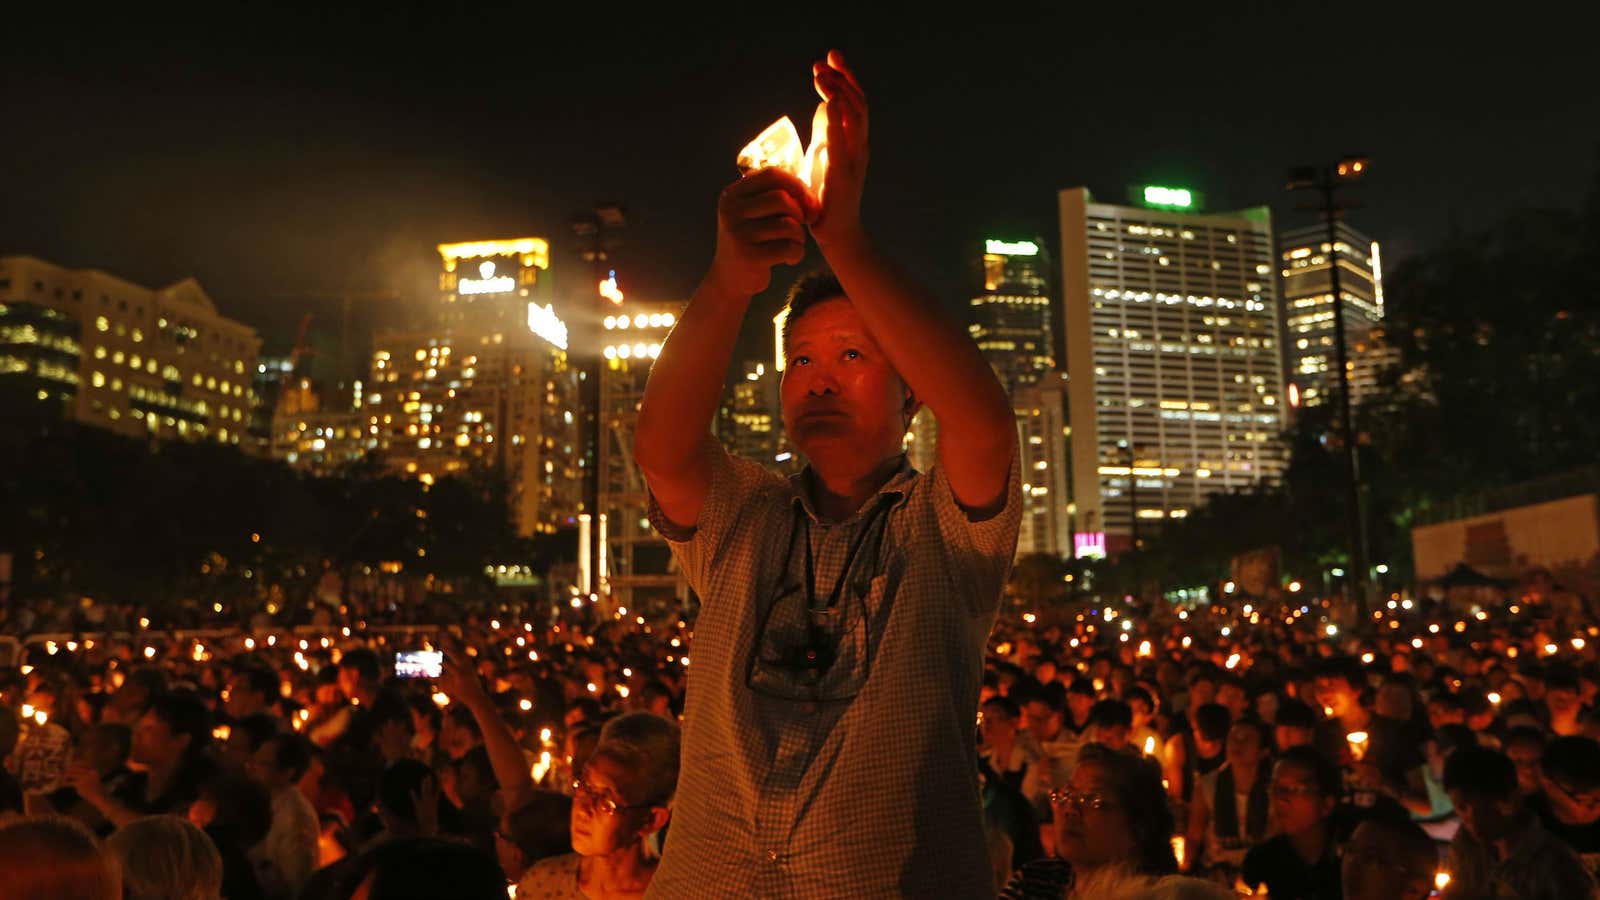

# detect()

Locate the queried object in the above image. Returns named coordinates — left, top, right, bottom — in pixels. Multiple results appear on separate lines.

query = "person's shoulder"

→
left=524, top=851, right=581, bottom=878
left=517, top=852, right=583, bottom=896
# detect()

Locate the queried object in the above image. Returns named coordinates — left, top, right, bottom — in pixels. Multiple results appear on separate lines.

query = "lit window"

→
left=95, top=317, right=109, bottom=332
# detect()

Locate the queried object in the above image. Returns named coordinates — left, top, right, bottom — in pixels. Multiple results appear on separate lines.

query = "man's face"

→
left=1023, top=701, right=1062, bottom=742
left=1092, top=723, right=1129, bottom=749
left=1067, top=692, right=1094, bottom=723
left=1449, top=789, right=1520, bottom=844
left=1314, top=676, right=1357, bottom=717
left=1546, top=686, right=1580, bottom=718
left=132, top=711, right=184, bottom=768
left=1188, top=679, right=1217, bottom=709
left=980, top=705, right=1017, bottom=744
left=1217, top=684, right=1249, bottom=718
left=1507, top=742, right=1544, bottom=795
left=247, top=742, right=290, bottom=791
left=781, top=298, right=913, bottom=469
left=1270, top=760, right=1332, bottom=835
left=1226, top=725, right=1266, bottom=772
left=1275, top=724, right=1314, bottom=752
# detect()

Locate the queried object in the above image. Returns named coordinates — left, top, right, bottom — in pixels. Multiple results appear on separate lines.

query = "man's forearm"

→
left=635, top=275, right=750, bottom=473
left=819, top=232, right=1012, bottom=435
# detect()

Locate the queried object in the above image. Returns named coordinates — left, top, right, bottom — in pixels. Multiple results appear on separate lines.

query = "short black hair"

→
left=1067, top=677, right=1097, bottom=698
left=148, top=689, right=212, bottom=752
left=1194, top=703, right=1232, bottom=743
left=1275, top=745, right=1342, bottom=798
left=199, top=773, right=273, bottom=848
left=378, top=759, right=437, bottom=824
left=1125, top=686, right=1155, bottom=712
left=780, top=269, right=846, bottom=353
left=262, top=733, right=313, bottom=782
left=1541, top=736, right=1600, bottom=790
left=233, top=664, right=281, bottom=700
left=1503, top=724, right=1547, bottom=752
left=1443, top=746, right=1518, bottom=799
left=340, top=649, right=382, bottom=684
left=981, top=695, right=1021, bottom=719
left=1274, top=698, right=1318, bottom=731
left=232, top=712, right=280, bottom=753
left=1089, top=699, right=1133, bottom=729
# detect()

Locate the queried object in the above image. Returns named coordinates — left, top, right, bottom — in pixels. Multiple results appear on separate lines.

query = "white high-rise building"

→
left=1059, top=187, right=1288, bottom=558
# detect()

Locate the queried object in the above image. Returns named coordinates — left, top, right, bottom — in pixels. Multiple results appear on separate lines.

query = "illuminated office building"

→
left=1059, top=187, right=1287, bottom=556
left=0, top=256, right=260, bottom=444
left=1013, top=373, right=1073, bottom=558
left=970, top=238, right=1054, bottom=395
left=718, top=360, right=784, bottom=466
left=271, top=377, right=367, bottom=476
left=365, top=238, right=579, bottom=537
left=1277, top=223, right=1383, bottom=409
left=597, top=302, right=685, bottom=612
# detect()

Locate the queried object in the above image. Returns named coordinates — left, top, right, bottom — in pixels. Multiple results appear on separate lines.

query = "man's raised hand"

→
left=708, top=167, right=816, bottom=298
left=810, top=49, right=868, bottom=248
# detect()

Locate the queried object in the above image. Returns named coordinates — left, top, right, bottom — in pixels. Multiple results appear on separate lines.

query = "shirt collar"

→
left=789, top=455, right=917, bottom=523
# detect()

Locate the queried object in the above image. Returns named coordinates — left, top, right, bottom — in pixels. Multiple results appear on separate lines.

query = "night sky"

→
left=4, top=6, right=1595, bottom=369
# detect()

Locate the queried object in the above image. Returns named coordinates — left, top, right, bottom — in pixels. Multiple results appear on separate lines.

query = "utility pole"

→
left=570, top=204, right=626, bottom=596
left=1288, top=157, right=1371, bottom=618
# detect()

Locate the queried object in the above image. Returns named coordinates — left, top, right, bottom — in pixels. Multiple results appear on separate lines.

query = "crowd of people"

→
left=0, top=574, right=1594, bottom=898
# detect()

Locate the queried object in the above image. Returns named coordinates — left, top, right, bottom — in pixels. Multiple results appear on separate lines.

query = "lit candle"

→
left=1144, top=736, right=1157, bottom=756
left=1171, top=835, right=1186, bottom=869
left=1435, top=871, right=1451, bottom=891
left=1346, top=731, right=1369, bottom=761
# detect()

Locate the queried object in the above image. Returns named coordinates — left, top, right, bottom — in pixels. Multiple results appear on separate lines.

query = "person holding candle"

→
left=632, top=50, right=1020, bottom=899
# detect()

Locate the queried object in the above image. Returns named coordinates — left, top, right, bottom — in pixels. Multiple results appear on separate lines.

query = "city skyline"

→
left=3, top=9, right=1596, bottom=362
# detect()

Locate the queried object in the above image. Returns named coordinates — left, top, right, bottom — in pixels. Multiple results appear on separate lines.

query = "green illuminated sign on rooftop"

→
left=1141, top=186, right=1194, bottom=209
left=985, top=239, right=1039, bottom=256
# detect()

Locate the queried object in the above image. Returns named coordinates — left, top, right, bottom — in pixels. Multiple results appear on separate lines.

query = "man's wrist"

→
left=813, top=221, right=870, bottom=258
left=698, top=265, right=757, bottom=307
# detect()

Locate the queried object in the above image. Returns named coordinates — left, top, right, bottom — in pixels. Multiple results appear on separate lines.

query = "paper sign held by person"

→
left=736, top=103, right=829, bottom=202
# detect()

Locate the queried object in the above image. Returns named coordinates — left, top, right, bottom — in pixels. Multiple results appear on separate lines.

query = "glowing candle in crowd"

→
left=1488, top=692, right=1502, bottom=705
left=1435, top=872, right=1451, bottom=891
left=33, top=710, right=48, bottom=726
left=213, top=725, right=231, bottom=742
left=1347, top=731, right=1369, bottom=761
left=1144, top=736, right=1157, bottom=756
left=519, top=699, right=533, bottom=712
left=1171, top=835, right=1186, bottom=870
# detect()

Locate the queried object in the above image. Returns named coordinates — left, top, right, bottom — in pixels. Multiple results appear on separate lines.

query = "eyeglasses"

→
left=571, top=778, right=655, bottom=817
left=1048, top=788, right=1116, bottom=813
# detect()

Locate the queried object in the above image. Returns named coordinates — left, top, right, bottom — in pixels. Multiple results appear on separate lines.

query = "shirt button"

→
left=766, top=850, right=779, bottom=863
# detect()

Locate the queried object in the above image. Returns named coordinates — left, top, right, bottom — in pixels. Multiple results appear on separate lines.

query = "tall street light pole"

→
left=1288, top=157, right=1371, bottom=618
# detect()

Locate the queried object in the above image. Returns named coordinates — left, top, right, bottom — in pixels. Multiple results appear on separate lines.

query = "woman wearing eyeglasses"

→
left=999, top=743, right=1191, bottom=899
left=515, top=712, right=680, bottom=900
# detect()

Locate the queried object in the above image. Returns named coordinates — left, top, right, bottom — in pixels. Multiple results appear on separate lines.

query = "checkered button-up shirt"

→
left=645, top=441, right=1021, bottom=899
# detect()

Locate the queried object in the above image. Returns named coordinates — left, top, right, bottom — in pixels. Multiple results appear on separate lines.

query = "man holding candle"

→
left=634, top=50, right=1020, bottom=898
